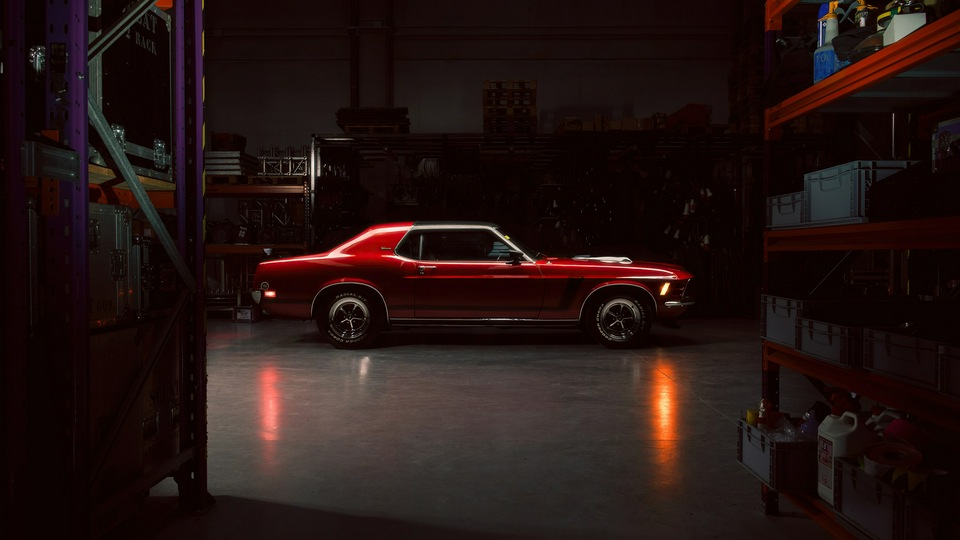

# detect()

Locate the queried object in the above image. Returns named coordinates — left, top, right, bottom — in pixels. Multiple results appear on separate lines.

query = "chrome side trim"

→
left=389, top=318, right=578, bottom=327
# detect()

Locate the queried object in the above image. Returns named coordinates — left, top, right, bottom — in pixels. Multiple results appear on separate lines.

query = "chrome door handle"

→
left=418, top=265, right=436, bottom=275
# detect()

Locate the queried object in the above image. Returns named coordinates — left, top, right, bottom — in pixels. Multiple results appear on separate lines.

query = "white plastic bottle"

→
left=817, top=411, right=876, bottom=504
left=813, top=3, right=840, bottom=83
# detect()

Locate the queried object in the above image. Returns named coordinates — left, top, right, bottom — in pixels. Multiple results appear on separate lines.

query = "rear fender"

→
left=313, top=281, right=390, bottom=323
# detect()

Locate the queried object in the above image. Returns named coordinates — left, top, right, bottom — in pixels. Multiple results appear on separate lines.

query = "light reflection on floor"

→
left=138, top=317, right=832, bottom=540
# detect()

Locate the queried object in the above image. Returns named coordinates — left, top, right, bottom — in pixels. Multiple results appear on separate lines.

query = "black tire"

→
left=318, top=289, right=383, bottom=349
left=586, top=292, right=653, bottom=349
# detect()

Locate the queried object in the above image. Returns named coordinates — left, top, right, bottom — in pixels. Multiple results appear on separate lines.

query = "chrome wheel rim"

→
left=328, top=297, right=371, bottom=340
left=598, top=298, right=642, bottom=342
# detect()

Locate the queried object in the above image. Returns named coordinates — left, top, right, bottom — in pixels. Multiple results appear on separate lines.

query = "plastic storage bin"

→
left=766, top=191, right=805, bottom=229
left=834, top=458, right=903, bottom=540
left=903, top=498, right=960, bottom=540
left=796, top=318, right=861, bottom=368
left=803, top=160, right=916, bottom=227
left=863, top=328, right=940, bottom=389
left=737, top=418, right=816, bottom=492
left=760, top=295, right=805, bottom=348
left=938, top=344, right=960, bottom=398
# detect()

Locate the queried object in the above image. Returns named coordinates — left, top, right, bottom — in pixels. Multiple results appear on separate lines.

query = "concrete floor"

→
left=134, top=316, right=835, bottom=539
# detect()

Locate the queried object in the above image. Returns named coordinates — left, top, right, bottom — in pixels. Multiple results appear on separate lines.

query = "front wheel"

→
left=586, top=293, right=653, bottom=349
left=318, top=290, right=383, bottom=349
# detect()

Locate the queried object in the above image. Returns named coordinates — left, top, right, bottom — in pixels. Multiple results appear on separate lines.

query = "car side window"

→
left=395, top=232, right=420, bottom=259
left=421, top=230, right=506, bottom=261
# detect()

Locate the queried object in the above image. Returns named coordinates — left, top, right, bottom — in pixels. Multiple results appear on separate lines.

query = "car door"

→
left=411, top=228, right=543, bottom=319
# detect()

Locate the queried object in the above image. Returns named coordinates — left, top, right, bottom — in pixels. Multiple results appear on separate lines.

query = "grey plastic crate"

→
left=760, top=295, right=803, bottom=348
left=834, top=458, right=903, bottom=540
left=939, top=344, right=960, bottom=398
left=737, top=418, right=816, bottom=492
left=863, top=328, right=941, bottom=390
left=766, top=191, right=805, bottom=229
left=797, top=318, right=862, bottom=368
left=804, top=160, right=917, bottom=227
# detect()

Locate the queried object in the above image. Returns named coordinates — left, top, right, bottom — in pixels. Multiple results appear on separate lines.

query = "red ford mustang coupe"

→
left=251, top=221, right=694, bottom=349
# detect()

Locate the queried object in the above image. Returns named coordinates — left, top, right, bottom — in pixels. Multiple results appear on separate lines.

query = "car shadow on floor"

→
left=290, top=325, right=705, bottom=350
left=376, top=328, right=596, bottom=348
left=128, top=495, right=543, bottom=540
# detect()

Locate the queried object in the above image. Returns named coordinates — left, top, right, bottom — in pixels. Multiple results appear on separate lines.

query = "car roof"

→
left=410, top=221, right=499, bottom=229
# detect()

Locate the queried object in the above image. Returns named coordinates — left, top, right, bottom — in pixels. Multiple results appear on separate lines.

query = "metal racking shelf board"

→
left=764, top=9, right=960, bottom=139
left=764, top=215, right=960, bottom=257
left=205, top=184, right=306, bottom=197
left=205, top=244, right=307, bottom=255
left=763, top=341, right=960, bottom=433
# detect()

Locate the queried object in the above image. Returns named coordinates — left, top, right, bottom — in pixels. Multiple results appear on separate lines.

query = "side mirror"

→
left=506, top=250, right=524, bottom=265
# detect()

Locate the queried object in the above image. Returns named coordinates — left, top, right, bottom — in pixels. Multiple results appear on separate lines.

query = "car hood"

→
left=541, top=255, right=692, bottom=279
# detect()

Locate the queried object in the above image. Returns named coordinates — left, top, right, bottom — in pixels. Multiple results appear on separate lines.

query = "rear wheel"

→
left=586, top=292, right=653, bottom=349
left=318, top=289, right=383, bottom=349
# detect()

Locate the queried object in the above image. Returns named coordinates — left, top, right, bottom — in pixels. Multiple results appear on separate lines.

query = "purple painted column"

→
left=173, top=0, right=212, bottom=512
left=39, top=0, right=90, bottom=534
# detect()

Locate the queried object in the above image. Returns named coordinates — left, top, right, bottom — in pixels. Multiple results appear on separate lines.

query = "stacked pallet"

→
left=336, top=107, right=411, bottom=134
left=205, top=150, right=258, bottom=176
left=482, top=80, right=537, bottom=134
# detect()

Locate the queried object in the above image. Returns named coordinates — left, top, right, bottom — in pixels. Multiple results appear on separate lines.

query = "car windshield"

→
left=498, top=228, right=545, bottom=260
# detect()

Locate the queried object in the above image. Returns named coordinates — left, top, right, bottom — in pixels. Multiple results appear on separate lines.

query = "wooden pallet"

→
left=482, top=92, right=537, bottom=107
left=343, top=124, right=404, bottom=134
left=206, top=175, right=248, bottom=185
left=483, top=106, right=537, bottom=117
left=248, top=175, right=306, bottom=186
left=482, top=80, right=537, bottom=90
left=482, top=122, right=538, bottom=135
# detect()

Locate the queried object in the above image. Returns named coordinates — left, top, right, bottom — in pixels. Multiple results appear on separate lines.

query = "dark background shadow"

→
left=112, top=495, right=550, bottom=540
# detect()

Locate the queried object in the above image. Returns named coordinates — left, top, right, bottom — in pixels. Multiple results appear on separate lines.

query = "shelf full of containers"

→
left=739, top=1, right=960, bottom=539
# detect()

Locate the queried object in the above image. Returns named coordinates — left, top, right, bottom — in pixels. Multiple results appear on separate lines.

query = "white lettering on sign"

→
left=135, top=32, right=157, bottom=55
left=138, top=12, right=158, bottom=34
left=122, top=12, right=162, bottom=56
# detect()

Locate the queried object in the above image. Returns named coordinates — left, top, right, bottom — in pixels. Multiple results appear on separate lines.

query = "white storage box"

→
left=883, top=12, right=926, bottom=46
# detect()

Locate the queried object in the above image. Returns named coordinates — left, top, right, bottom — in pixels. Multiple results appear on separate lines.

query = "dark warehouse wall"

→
left=203, top=0, right=735, bottom=152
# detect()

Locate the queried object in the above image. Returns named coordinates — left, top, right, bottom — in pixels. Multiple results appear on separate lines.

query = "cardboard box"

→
left=232, top=305, right=261, bottom=323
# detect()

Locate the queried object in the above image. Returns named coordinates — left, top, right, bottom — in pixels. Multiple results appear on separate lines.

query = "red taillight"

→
left=264, top=290, right=277, bottom=299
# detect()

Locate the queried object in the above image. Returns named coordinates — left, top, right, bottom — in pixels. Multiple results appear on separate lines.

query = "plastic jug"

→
left=813, top=3, right=840, bottom=83
left=817, top=411, right=876, bottom=504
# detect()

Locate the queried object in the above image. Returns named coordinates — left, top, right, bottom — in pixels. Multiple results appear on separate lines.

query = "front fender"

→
left=580, top=282, right=658, bottom=321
